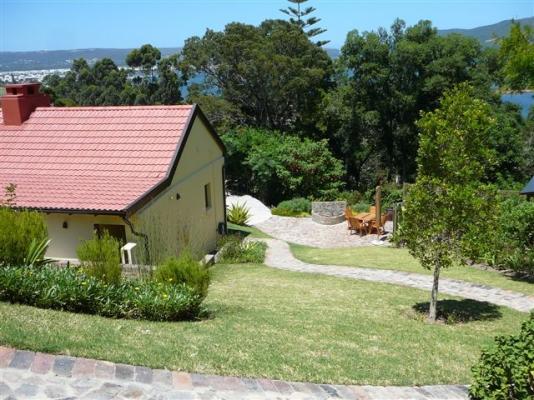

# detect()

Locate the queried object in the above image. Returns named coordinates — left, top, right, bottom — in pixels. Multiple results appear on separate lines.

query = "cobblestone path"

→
left=0, top=347, right=469, bottom=399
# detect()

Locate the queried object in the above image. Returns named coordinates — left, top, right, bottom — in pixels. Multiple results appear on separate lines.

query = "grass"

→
left=0, top=263, right=526, bottom=385
left=291, top=244, right=534, bottom=296
left=227, top=222, right=271, bottom=239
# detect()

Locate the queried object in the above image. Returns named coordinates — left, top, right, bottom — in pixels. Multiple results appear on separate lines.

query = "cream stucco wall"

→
left=44, top=113, right=225, bottom=262
left=130, top=116, right=225, bottom=257
left=46, top=214, right=125, bottom=261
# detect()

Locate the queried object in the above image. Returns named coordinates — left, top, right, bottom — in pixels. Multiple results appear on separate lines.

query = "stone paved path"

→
left=255, top=216, right=393, bottom=248
left=262, top=239, right=534, bottom=313
left=0, top=347, right=469, bottom=400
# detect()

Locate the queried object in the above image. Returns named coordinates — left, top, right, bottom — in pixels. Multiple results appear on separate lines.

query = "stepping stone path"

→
left=261, top=238, right=534, bottom=313
left=0, top=347, right=469, bottom=399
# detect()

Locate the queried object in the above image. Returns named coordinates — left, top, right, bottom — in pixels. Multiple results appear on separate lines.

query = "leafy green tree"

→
left=126, top=44, right=162, bottom=75
left=181, top=20, right=332, bottom=134
left=499, top=22, right=534, bottom=90
left=280, top=0, right=329, bottom=45
left=223, top=128, right=344, bottom=205
left=43, top=45, right=185, bottom=106
left=401, top=84, right=498, bottom=322
left=322, top=19, right=498, bottom=189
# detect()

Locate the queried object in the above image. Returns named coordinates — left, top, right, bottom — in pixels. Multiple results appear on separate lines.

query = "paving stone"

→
left=53, top=356, right=75, bottom=377
left=135, top=366, right=153, bottom=384
left=273, top=380, right=294, bottom=394
left=191, top=373, right=211, bottom=388
left=257, top=379, right=278, bottom=393
left=9, top=350, right=35, bottom=369
left=240, top=378, right=263, bottom=393
left=31, top=353, right=55, bottom=374
left=172, top=371, right=193, bottom=390
left=115, top=363, right=135, bottom=380
left=95, top=360, right=115, bottom=379
left=72, top=357, right=96, bottom=377
left=0, top=382, right=13, bottom=397
left=14, top=383, right=39, bottom=397
left=44, top=384, right=68, bottom=399
left=0, top=347, right=15, bottom=368
left=153, top=369, right=173, bottom=386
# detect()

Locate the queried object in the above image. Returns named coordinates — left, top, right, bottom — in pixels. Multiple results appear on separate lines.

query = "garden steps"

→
left=0, top=346, right=469, bottom=399
left=261, top=238, right=534, bottom=313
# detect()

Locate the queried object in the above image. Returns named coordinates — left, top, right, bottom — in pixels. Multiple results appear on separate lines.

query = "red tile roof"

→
left=0, top=105, right=195, bottom=213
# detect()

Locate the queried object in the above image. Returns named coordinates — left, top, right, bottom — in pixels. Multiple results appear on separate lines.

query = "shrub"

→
left=223, top=128, right=344, bottom=205
left=0, top=208, right=48, bottom=267
left=217, top=235, right=266, bottom=264
left=272, top=198, right=311, bottom=217
left=480, top=197, right=534, bottom=275
left=227, top=202, right=251, bottom=226
left=24, top=238, right=53, bottom=268
left=77, top=231, right=121, bottom=284
left=334, top=191, right=363, bottom=207
left=154, top=251, right=210, bottom=299
left=351, top=202, right=372, bottom=213
left=470, top=313, right=534, bottom=399
left=0, top=266, right=203, bottom=321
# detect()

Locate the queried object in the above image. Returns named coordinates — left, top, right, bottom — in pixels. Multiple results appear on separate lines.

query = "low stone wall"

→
left=311, top=201, right=347, bottom=225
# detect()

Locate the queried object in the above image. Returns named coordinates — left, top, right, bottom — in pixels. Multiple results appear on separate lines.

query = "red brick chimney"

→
left=1, top=83, right=51, bottom=125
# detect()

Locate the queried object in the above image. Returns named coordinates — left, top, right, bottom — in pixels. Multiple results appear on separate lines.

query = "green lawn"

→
left=227, top=222, right=271, bottom=239
left=0, top=263, right=526, bottom=385
left=291, top=244, right=534, bottom=296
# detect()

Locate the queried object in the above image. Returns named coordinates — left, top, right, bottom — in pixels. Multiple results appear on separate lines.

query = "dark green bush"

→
left=154, top=251, right=211, bottom=299
left=486, top=197, right=534, bottom=275
left=77, top=231, right=122, bottom=284
left=334, top=191, right=363, bottom=207
left=272, top=198, right=311, bottom=217
left=0, top=208, right=48, bottom=267
left=0, top=266, right=203, bottom=321
left=217, top=235, right=266, bottom=264
left=223, top=128, right=344, bottom=205
left=470, top=313, right=534, bottom=399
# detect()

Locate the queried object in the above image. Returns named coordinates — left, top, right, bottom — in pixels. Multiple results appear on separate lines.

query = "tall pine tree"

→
left=280, top=0, right=329, bottom=45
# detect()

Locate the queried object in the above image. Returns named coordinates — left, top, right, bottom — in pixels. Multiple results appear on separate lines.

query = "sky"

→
left=1, top=0, right=533, bottom=52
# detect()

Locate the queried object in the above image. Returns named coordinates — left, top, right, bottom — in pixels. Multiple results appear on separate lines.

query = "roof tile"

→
left=0, top=105, right=194, bottom=212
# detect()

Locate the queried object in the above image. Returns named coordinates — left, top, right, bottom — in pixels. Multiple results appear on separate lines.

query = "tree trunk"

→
left=428, top=261, right=441, bottom=322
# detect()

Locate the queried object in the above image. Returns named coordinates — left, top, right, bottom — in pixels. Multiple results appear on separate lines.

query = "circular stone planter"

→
left=311, top=201, right=347, bottom=225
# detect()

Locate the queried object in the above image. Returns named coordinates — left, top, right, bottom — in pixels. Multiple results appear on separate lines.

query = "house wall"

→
left=44, top=114, right=225, bottom=262
left=130, top=116, right=225, bottom=258
left=45, top=213, right=125, bottom=261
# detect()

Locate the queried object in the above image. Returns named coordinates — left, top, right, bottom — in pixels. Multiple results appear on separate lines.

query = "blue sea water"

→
left=501, top=92, right=534, bottom=118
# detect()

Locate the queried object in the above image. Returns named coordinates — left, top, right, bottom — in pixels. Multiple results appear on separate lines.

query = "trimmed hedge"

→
left=470, top=313, right=534, bottom=399
left=0, top=266, right=204, bottom=321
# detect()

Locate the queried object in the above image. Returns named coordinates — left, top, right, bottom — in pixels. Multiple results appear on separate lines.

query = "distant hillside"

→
left=0, top=46, right=340, bottom=72
left=0, top=47, right=182, bottom=72
left=0, top=17, right=531, bottom=72
left=438, top=16, right=534, bottom=45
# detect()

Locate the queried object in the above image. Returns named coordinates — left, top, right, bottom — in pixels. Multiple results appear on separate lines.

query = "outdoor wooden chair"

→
left=348, top=216, right=367, bottom=236
left=345, top=207, right=354, bottom=230
left=369, top=214, right=387, bottom=235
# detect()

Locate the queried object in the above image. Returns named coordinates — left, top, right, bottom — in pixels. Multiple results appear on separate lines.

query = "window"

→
left=204, top=183, right=212, bottom=210
left=94, top=224, right=126, bottom=245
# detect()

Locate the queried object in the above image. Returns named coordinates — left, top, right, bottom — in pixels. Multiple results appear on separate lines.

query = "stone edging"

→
left=0, top=346, right=469, bottom=399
